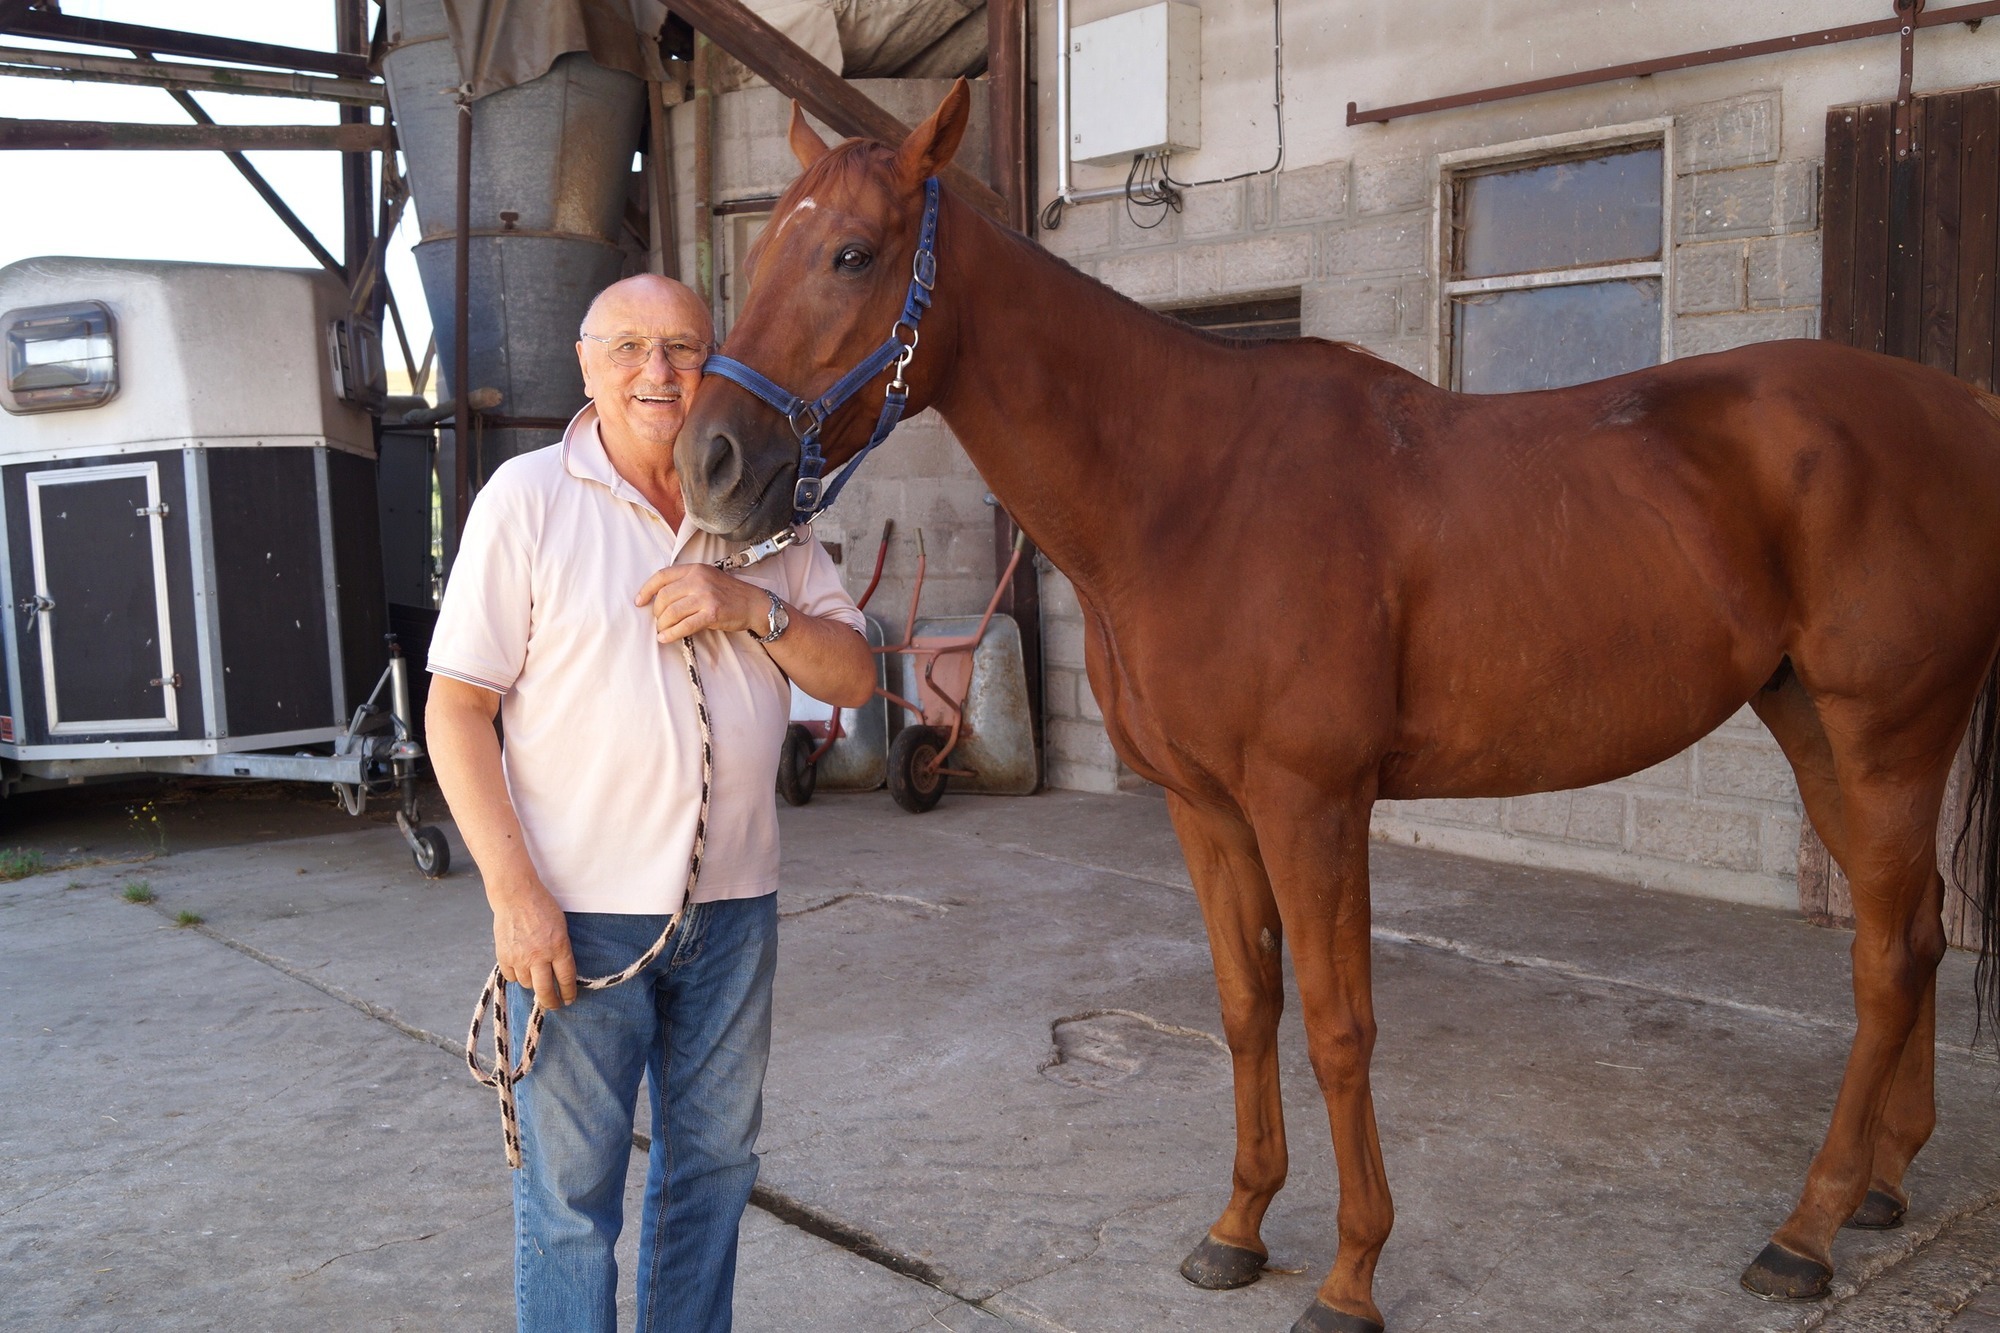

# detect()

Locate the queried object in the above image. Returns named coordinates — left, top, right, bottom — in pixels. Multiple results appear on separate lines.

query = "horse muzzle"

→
left=676, top=402, right=797, bottom=542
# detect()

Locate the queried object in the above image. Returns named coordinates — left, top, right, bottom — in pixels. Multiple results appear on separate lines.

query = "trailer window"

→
left=2, top=301, right=118, bottom=414
left=1444, top=141, right=1667, bottom=393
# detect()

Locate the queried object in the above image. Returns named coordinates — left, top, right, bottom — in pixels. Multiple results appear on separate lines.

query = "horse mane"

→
left=765, top=139, right=1389, bottom=374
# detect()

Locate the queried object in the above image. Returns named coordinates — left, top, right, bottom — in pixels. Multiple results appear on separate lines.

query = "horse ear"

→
left=788, top=101, right=830, bottom=169
left=894, top=77, right=971, bottom=184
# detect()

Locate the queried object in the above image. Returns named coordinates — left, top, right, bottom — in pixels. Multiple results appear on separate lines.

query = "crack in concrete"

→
left=288, top=1228, right=444, bottom=1280
left=779, top=891, right=950, bottom=921
left=162, top=910, right=472, bottom=1063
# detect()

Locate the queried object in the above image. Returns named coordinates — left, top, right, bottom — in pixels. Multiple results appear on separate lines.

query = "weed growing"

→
left=122, top=882, right=156, bottom=904
left=174, top=910, right=203, bottom=927
left=0, top=847, right=44, bottom=880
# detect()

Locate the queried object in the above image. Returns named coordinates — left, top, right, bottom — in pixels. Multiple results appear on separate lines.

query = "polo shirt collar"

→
left=560, top=403, right=700, bottom=555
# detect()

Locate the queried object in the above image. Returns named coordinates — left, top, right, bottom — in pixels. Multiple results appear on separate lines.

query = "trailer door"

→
left=26, top=461, right=178, bottom=734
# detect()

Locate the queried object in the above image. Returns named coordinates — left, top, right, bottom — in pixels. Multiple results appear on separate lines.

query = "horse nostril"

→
left=702, top=431, right=744, bottom=493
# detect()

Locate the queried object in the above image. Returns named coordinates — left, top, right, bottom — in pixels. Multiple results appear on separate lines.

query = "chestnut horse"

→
left=679, top=82, right=2000, bottom=1332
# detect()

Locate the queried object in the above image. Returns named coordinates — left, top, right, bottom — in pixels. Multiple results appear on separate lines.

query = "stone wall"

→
left=1035, top=91, right=1819, bottom=909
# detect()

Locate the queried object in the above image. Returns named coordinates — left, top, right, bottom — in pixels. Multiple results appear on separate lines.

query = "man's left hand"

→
left=636, top=564, right=768, bottom=642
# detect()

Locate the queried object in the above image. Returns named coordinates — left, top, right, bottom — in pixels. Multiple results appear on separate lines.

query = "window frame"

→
left=1431, top=119, right=1675, bottom=392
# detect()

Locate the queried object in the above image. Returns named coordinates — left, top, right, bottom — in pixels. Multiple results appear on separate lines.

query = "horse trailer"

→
left=0, top=256, right=447, bottom=874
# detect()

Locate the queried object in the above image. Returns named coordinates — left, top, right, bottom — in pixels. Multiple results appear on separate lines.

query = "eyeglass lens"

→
left=603, top=336, right=707, bottom=370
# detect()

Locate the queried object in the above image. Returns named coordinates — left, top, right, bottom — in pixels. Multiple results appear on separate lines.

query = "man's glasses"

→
left=580, top=332, right=712, bottom=370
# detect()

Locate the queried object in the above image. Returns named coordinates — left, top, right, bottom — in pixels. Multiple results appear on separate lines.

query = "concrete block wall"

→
left=1037, top=560, right=1119, bottom=794
left=807, top=408, right=1001, bottom=645
left=1036, top=91, right=1819, bottom=910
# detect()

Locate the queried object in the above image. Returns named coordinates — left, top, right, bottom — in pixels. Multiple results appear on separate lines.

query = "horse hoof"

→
left=1179, top=1235, right=1266, bottom=1290
left=1740, top=1242, right=1832, bottom=1301
left=1845, top=1188, right=1906, bottom=1230
left=1289, top=1299, right=1386, bottom=1333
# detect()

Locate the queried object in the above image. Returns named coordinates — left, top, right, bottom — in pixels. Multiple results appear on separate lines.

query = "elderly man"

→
left=426, top=273, right=874, bottom=1333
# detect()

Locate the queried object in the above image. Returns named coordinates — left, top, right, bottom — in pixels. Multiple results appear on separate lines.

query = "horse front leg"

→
left=1168, top=791, right=1291, bottom=1292
left=1253, top=787, right=1392, bottom=1333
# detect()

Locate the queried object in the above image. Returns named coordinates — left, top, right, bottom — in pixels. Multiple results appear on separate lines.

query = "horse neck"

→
left=928, top=198, right=1219, bottom=595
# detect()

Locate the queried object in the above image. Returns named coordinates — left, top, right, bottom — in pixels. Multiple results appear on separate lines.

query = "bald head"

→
left=579, top=273, right=712, bottom=344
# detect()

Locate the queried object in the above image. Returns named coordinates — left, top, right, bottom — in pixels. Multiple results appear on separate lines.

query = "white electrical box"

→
left=1070, top=1, right=1201, bottom=166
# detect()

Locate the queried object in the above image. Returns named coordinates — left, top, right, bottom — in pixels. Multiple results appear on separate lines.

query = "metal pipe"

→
left=647, top=79, right=679, bottom=279
left=1349, top=0, right=2000, bottom=126
left=453, top=95, right=471, bottom=542
left=692, top=35, right=715, bottom=310
left=1055, top=0, right=1071, bottom=208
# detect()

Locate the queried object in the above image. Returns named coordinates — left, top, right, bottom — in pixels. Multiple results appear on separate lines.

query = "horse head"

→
left=677, top=81, right=973, bottom=543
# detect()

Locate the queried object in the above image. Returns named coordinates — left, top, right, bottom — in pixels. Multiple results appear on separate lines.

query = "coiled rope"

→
left=465, top=634, right=712, bottom=1168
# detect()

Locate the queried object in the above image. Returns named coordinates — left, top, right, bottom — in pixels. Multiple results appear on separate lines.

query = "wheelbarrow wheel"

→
left=412, top=826, right=451, bottom=879
left=777, top=723, right=818, bottom=807
left=888, top=724, right=949, bottom=814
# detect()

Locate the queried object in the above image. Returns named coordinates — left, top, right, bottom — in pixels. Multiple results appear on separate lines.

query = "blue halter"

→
left=702, top=176, right=941, bottom=538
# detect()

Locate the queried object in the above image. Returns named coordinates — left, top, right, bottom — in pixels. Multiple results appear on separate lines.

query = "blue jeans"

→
left=509, top=895, right=777, bottom=1333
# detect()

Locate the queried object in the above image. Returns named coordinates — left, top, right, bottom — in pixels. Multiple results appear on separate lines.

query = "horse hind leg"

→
left=1748, top=665, right=1939, bottom=1237
left=1846, top=966, right=1939, bottom=1231
left=1166, top=792, right=1291, bottom=1292
left=1755, top=657, right=1963, bottom=1231
left=1740, top=683, right=1955, bottom=1301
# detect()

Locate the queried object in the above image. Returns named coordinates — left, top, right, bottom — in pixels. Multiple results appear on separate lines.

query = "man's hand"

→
left=491, top=876, right=579, bottom=1009
left=636, top=564, right=769, bottom=642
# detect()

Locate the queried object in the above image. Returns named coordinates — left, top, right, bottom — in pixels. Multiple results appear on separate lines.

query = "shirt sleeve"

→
left=785, top=531, right=866, bottom=635
left=426, top=467, right=535, bottom=694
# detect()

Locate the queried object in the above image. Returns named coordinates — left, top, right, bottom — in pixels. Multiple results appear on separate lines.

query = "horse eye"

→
left=835, top=246, right=872, bottom=272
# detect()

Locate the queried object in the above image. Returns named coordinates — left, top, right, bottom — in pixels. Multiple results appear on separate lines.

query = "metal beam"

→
left=0, top=118, right=390, bottom=150
left=158, top=88, right=344, bottom=278
left=1, top=11, right=370, bottom=79
left=1349, top=0, right=2000, bottom=125
left=337, top=0, right=373, bottom=285
left=0, top=45, right=384, bottom=104
left=665, top=0, right=1011, bottom=224
left=987, top=0, right=1029, bottom=234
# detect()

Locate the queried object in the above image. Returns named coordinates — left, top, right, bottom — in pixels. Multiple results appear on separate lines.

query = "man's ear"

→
left=789, top=101, right=831, bottom=169
left=893, top=77, right=970, bottom=185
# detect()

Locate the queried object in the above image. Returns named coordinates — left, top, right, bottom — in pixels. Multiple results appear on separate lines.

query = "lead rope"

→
left=465, top=633, right=714, bottom=1168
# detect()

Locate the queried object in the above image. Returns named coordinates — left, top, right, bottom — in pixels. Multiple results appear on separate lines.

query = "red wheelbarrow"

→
left=877, top=528, right=1030, bottom=812
left=776, top=525, right=1033, bottom=812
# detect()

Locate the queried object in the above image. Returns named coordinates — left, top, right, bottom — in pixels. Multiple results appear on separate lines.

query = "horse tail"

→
left=1956, top=654, right=2000, bottom=1049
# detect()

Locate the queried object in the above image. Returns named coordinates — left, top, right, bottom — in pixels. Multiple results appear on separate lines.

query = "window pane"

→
left=3, top=302, right=117, bottom=413
left=1453, top=279, right=1661, bottom=393
left=1456, top=145, right=1663, bottom=278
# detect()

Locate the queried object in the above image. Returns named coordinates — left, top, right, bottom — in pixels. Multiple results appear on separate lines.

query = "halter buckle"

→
left=786, top=402, right=819, bottom=440
left=912, top=249, right=937, bottom=292
left=794, top=474, right=825, bottom=512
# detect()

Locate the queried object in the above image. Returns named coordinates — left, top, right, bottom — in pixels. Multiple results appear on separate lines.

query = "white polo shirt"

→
left=427, top=406, right=865, bottom=915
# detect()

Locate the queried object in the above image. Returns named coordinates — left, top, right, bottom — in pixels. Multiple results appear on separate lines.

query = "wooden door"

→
left=1805, top=84, right=2000, bottom=947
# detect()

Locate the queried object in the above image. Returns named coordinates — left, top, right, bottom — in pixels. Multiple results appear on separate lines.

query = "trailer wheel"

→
left=413, top=826, right=451, bottom=879
left=777, top=723, right=818, bottom=806
left=888, top=725, right=948, bottom=814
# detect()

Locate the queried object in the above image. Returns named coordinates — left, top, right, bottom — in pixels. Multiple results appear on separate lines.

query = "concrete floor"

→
left=3, top=781, right=1998, bottom=1331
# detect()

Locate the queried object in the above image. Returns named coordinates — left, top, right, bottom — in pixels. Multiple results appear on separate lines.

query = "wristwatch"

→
left=756, top=590, right=790, bottom=644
